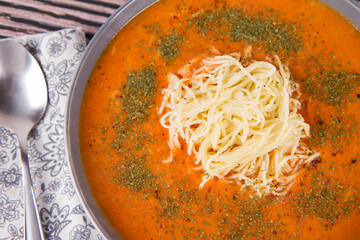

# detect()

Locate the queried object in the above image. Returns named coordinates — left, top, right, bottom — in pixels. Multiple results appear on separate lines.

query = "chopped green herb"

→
left=190, top=7, right=303, bottom=55
left=111, top=67, right=156, bottom=152
left=157, top=33, right=183, bottom=62
left=113, top=152, right=157, bottom=193
left=293, top=173, right=360, bottom=226
left=310, top=116, right=346, bottom=149
left=303, top=70, right=360, bottom=106
left=121, top=67, right=157, bottom=119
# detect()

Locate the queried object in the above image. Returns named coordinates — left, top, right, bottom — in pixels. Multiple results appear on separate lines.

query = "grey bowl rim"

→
left=65, top=0, right=360, bottom=239
left=65, top=1, right=159, bottom=239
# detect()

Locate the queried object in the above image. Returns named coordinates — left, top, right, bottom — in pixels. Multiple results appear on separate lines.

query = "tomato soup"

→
left=79, top=0, right=360, bottom=239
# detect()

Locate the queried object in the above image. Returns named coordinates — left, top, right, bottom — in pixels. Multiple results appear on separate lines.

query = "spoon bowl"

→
left=0, top=40, right=47, bottom=240
left=0, top=40, right=47, bottom=139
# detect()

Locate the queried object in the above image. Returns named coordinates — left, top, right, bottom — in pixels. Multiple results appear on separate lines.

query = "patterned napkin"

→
left=0, top=28, right=104, bottom=240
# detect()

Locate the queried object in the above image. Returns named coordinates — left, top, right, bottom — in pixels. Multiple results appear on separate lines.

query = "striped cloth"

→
left=0, top=0, right=125, bottom=41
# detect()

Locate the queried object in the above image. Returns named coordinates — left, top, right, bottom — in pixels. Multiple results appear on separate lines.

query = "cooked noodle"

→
left=158, top=50, right=319, bottom=196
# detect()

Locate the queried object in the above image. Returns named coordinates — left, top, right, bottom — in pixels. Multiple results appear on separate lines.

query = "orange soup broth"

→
left=79, top=0, right=360, bottom=239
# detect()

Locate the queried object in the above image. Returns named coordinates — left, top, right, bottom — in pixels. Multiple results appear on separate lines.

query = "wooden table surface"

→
left=0, top=0, right=126, bottom=41
left=0, top=0, right=359, bottom=41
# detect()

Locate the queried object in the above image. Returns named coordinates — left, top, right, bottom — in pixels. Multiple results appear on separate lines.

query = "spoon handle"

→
left=21, top=149, right=45, bottom=240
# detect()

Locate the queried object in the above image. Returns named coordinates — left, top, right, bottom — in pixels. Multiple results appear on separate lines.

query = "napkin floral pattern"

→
left=0, top=28, right=104, bottom=240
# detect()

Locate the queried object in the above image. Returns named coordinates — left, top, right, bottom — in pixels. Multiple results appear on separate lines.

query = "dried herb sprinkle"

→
left=303, top=69, right=360, bottom=107
left=157, top=33, right=183, bottom=62
left=190, top=7, right=303, bottom=55
left=113, top=152, right=158, bottom=193
left=111, top=67, right=156, bottom=152
left=121, top=67, right=156, bottom=120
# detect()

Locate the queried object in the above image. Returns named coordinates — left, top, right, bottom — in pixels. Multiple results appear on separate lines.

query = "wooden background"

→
left=0, top=0, right=126, bottom=41
left=0, top=0, right=359, bottom=41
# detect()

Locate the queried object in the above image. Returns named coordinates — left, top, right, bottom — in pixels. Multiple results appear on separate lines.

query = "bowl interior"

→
left=65, top=0, right=360, bottom=239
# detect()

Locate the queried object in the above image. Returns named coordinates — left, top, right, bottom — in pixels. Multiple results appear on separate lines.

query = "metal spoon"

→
left=0, top=40, right=46, bottom=240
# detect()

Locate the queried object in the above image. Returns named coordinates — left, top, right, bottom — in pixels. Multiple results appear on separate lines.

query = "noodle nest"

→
left=159, top=50, right=319, bottom=196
